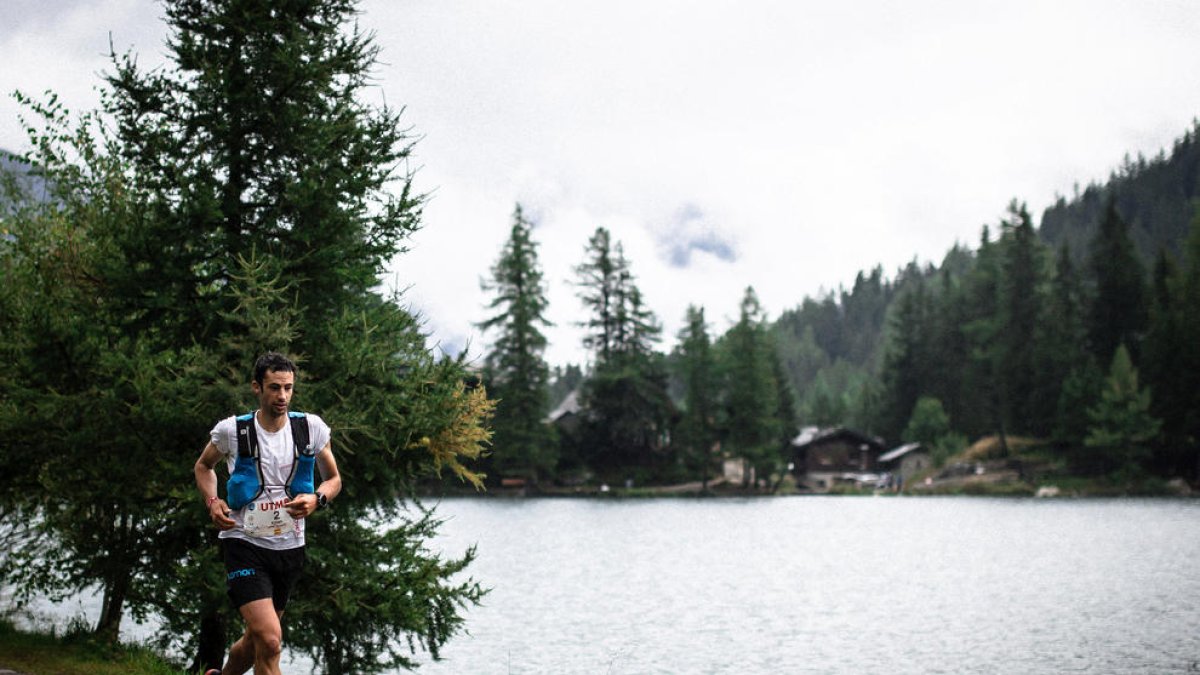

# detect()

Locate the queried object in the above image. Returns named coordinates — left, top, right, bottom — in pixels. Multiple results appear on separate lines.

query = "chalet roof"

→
left=546, top=389, right=581, bottom=423
left=879, top=442, right=924, bottom=463
left=791, top=426, right=885, bottom=451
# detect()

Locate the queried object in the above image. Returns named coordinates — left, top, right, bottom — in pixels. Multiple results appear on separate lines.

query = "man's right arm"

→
left=194, top=442, right=236, bottom=530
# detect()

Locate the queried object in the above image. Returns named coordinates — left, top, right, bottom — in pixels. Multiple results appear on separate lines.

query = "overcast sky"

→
left=4, top=1, right=1200, bottom=368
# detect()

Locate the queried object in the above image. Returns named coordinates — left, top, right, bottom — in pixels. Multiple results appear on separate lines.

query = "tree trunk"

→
left=193, top=531, right=229, bottom=672
left=193, top=608, right=229, bottom=673
left=95, top=569, right=129, bottom=643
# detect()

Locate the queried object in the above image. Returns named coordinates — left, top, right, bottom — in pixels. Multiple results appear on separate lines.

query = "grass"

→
left=0, top=617, right=183, bottom=675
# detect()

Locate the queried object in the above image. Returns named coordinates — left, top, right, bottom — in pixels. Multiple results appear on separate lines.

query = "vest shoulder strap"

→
left=235, top=412, right=257, bottom=459
left=288, top=412, right=312, bottom=456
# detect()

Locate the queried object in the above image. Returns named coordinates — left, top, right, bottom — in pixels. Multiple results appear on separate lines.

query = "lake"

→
left=415, top=496, right=1200, bottom=674
left=17, top=496, right=1200, bottom=673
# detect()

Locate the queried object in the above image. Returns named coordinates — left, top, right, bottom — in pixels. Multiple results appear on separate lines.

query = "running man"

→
left=194, top=352, right=341, bottom=675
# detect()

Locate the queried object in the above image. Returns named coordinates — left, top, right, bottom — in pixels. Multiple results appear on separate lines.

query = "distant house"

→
left=878, top=442, right=931, bottom=489
left=546, top=389, right=582, bottom=434
left=790, top=426, right=887, bottom=491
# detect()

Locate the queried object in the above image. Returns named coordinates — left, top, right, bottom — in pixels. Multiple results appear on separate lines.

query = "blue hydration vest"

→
left=226, top=411, right=317, bottom=510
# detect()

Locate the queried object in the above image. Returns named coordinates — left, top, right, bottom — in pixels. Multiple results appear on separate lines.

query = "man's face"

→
left=253, top=369, right=295, bottom=417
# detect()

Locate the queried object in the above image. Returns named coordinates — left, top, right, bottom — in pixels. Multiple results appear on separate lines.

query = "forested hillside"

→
left=1040, top=122, right=1200, bottom=266
left=772, top=120, right=1200, bottom=480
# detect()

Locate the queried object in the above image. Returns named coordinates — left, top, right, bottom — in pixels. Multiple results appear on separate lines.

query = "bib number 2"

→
left=242, top=497, right=297, bottom=538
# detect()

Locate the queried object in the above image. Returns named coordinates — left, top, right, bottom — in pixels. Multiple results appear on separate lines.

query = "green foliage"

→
left=478, top=204, right=556, bottom=483
left=997, top=201, right=1048, bottom=432
left=575, top=227, right=661, bottom=365
left=0, top=1, right=492, bottom=672
left=1086, top=197, right=1147, bottom=365
left=879, top=272, right=935, bottom=440
left=1040, top=123, right=1200, bottom=270
left=719, top=287, right=783, bottom=485
left=581, top=355, right=673, bottom=476
left=0, top=617, right=184, bottom=675
left=902, top=396, right=951, bottom=445
left=1084, top=345, right=1162, bottom=474
left=573, top=227, right=672, bottom=476
left=901, top=396, right=964, bottom=466
left=290, top=506, right=486, bottom=672
left=675, top=305, right=719, bottom=486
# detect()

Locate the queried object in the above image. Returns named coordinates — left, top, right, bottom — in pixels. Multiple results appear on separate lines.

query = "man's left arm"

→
left=285, top=441, right=341, bottom=518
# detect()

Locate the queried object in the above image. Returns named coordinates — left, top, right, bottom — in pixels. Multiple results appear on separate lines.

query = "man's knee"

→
left=250, top=626, right=282, bottom=659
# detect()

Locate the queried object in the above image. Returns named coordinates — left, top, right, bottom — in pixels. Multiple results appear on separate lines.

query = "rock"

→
left=1035, top=485, right=1060, bottom=498
left=1167, top=478, right=1192, bottom=496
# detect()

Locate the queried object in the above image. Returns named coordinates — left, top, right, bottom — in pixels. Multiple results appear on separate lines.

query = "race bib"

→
left=242, top=495, right=297, bottom=538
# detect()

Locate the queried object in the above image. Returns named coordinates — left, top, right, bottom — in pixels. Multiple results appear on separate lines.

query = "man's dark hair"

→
left=253, top=352, right=297, bottom=385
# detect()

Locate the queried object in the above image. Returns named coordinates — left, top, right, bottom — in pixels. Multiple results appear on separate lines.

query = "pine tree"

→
left=997, top=201, right=1046, bottom=434
left=879, top=274, right=934, bottom=442
left=1086, top=196, right=1147, bottom=364
left=676, top=305, right=719, bottom=488
left=1084, top=345, right=1161, bottom=475
left=575, top=227, right=621, bottom=363
left=722, top=287, right=781, bottom=487
left=1041, top=244, right=1098, bottom=448
left=575, top=228, right=670, bottom=474
left=960, top=225, right=1010, bottom=452
left=1159, top=208, right=1200, bottom=479
left=478, top=204, right=556, bottom=484
left=1136, top=250, right=1189, bottom=473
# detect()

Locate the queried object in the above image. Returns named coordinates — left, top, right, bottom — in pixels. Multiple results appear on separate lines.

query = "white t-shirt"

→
left=210, top=411, right=331, bottom=551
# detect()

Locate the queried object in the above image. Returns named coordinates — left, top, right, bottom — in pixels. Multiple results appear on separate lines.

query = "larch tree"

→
left=0, top=1, right=492, bottom=672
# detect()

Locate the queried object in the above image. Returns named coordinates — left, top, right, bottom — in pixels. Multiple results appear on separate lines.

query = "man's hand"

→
left=284, top=494, right=318, bottom=519
left=208, top=499, right=235, bottom=530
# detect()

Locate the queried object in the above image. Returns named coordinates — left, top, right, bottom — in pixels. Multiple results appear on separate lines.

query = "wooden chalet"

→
left=790, top=426, right=887, bottom=491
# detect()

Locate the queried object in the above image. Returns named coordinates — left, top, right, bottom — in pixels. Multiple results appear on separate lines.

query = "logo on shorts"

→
left=228, top=568, right=256, bottom=580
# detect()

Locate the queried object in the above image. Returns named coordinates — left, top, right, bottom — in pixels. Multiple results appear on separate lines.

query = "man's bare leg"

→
left=222, top=599, right=284, bottom=675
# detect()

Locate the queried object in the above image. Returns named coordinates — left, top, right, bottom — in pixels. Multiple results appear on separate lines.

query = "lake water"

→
left=414, top=497, right=1200, bottom=674
left=15, top=497, right=1200, bottom=674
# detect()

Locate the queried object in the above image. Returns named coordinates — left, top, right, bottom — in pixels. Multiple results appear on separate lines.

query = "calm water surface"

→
left=414, top=497, right=1200, bottom=674
left=16, top=497, right=1200, bottom=673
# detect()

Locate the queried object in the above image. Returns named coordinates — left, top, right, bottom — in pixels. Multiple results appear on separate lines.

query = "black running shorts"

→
left=221, top=538, right=306, bottom=611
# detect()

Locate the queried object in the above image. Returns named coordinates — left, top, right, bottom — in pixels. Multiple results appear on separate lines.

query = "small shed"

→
left=790, top=426, right=887, bottom=492
left=878, top=442, right=931, bottom=490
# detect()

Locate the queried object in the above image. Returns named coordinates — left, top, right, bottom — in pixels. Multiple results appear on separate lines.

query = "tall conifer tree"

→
left=998, top=201, right=1046, bottom=434
left=575, top=227, right=620, bottom=362
left=722, top=287, right=781, bottom=486
left=1087, top=196, right=1147, bottom=364
left=1041, top=243, right=1097, bottom=447
left=575, top=228, right=670, bottom=473
left=478, top=204, right=556, bottom=483
left=676, top=305, right=718, bottom=488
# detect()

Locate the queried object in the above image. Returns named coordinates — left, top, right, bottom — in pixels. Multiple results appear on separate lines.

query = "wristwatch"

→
left=316, top=491, right=328, bottom=510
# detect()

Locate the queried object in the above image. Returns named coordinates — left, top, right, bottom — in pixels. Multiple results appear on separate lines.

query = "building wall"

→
left=807, top=440, right=880, bottom=472
left=897, top=452, right=931, bottom=483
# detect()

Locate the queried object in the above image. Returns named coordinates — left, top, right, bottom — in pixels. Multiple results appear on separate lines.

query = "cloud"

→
left=657, top=203, right=738, bottom=269
left=7, top=0, right=1200, bottom=371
